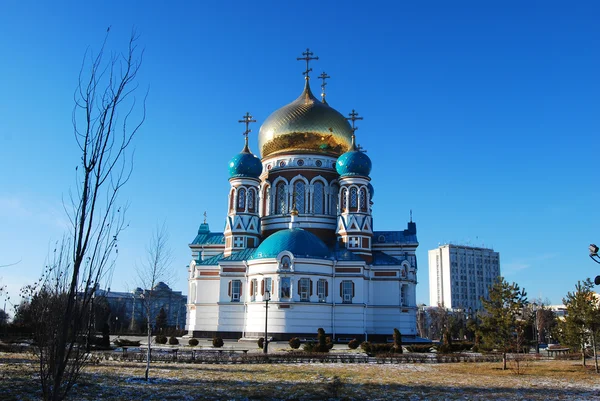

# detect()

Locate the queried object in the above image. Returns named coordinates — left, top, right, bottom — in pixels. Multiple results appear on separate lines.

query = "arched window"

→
left=237, top=188, right=246, bottom=211
left=350, top=187, right=358, bottom=210
left=330, top=184, right=339, bottom=215
left=248, top=188, right=255, bottom=212
left=229, top=189, right=235, bottom=212
left=294, top=181, right=305, bottom=213
left=341, top=188, right=347, bottom=211
left=359, top=188, right=367, bottom=212
left=276, top=182, right=287, bottom=214
left=313, top=182, right=324, bottom=214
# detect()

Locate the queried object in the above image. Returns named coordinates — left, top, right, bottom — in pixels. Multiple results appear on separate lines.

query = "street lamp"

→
left=263, top=290, right=270, bottom=354
left=587, top=244, right=600, bottom=285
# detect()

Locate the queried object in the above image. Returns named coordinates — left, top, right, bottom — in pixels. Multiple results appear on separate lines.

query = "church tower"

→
left=223, top=113, right=263, bottom=257
left=335, top=110, right=374, bottom=262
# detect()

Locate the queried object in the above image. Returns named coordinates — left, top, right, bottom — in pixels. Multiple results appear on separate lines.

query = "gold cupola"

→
left=257, top=80, right=354, bottom=159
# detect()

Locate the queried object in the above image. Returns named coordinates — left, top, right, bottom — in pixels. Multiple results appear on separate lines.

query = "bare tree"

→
left=25, top=30, right=145, bottom=401
left=136, top=224, right=174, bottom=381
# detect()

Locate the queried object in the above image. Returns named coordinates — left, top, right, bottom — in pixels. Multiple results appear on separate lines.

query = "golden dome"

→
left=258, top=81, right=353, bottom=158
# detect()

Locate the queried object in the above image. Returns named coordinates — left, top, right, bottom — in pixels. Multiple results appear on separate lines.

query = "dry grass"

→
left=1, top=352, right=599, bottom=400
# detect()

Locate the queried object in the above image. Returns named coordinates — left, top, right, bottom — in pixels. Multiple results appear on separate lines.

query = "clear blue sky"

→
left=1, top=1, right=599, bottom=312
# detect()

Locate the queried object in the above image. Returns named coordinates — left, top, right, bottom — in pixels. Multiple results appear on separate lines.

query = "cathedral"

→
left=186, top=50, right=419, bottom=341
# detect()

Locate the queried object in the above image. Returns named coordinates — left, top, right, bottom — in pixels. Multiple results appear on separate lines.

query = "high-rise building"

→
left=428, top=244, right=500, bottom=311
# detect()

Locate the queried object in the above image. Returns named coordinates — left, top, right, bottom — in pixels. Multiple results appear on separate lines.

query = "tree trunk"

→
left=145, top=319, right=151, bottom=381
left=502, top=352, right=507, bottom=370
left=592, top=331, right=599, bottom=374
left=582, top=340, right=587, bottom=367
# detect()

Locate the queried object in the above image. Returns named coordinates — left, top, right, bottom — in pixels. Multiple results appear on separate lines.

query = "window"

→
left=313, top=181, right=324, bottom=214
left=294, top=181, right=305, bottom=213
left=341, top=280, right=354, bottom=303
left=280, top=255, right=291, bottom=270
left=276, top=182, right=287, bottom=214
left=401, top=284, right=407, bottom=306
left=250, top=279, right=257, bottom=301
left=350, top=187, right=358, bottom=209
left=248, top=189, right=255, bottom=212
left=359, top=188, right=367, bottom=211
left=317, top=279, right=328, bottom=302
left=229, top=280, right=242, bottom=302
left=298, top=278, right=311, bottom=301
left=315, top=160, right=322, bottom=167
left=297, top=159, right=304, bottom=166
left=261, top=277, right=273, bottom=297
left=237, top=188, right=246, bottom=211
left=280, top=277, right=291, bottom=298
left=341, top=188, right=347, bottom=211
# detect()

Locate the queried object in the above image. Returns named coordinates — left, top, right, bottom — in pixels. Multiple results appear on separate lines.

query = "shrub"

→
left=289, top=337, right=301, bottom=349
left=155, top=335, right=167, bottom=345
left=313, top=328, right=330, bottom=352
left=406, top=344, right=433, bottom=353
left=212, top=336, right=224, bottom=348
left=168, top=336, right=179, bottom=345
left=326, top=337, right=334, bottom=350
left=393, top=328, right=403, bottom=354
left=348, top=338, right=360, bottom=349
left=258, top=337, right=264, bottom=349
left=303, top=342, right=315, bottom=352
left=188, top=338, right=199, bottom=347
left=113, top=338, right=141, bottom=347
left=360, top=341, right=372, bottom=353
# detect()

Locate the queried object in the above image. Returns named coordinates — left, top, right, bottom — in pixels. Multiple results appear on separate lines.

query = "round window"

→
left=297, top=159, right=304, bottom=166
left=279, top=161, right=286, bottom=168
left=267, top=164, right=272, bottom=170
left=315, top=160, right=322, bottom=167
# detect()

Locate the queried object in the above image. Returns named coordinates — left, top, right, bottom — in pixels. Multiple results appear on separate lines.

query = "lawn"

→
left=1, top=352, right=599, bottom=400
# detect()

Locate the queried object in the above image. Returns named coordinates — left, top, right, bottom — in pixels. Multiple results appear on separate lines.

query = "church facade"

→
left=186, top=51, right=419, bottom=341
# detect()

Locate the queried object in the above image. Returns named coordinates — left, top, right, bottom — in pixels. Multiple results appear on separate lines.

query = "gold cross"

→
left=297, top=48, right=319, bottom=79
left=238, top=112, right=256, bottom=138
left=346, top=109, right=363, bottom=133
left=318, top=71, right=330, bottom=101
left=203, top=211, right=207, bottom=224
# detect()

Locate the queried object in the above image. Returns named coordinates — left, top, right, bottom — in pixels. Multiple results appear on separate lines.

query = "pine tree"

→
left=479, top=277, right=528, bottom=370
left=561, top=279, right=600, bottom=371
left=155, top=307, right=168, bottom=331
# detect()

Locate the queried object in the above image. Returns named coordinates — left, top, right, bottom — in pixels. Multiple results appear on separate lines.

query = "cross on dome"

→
left=346, top=109, right=363, bottom=133
left=297, top=48, right=319, bottom=79
left=318, top=71, right=330, bottom=102
left=238, top=112, right=257, bottom=152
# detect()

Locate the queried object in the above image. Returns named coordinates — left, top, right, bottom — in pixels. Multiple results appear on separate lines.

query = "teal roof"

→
left=336, top=147, right=372, bottom=177
left=197, top=253, right=224, bottom=266
left=221, top=248, right=256, bottom=261
left=333, top=248, right=364, bottom=262
left=228, top=146, right=262, bottom=179
left=250, top=228, right=331, bottom=260
left=191, top=232, right=225, bottom=246
left=372, top=251, right=403, bottom=265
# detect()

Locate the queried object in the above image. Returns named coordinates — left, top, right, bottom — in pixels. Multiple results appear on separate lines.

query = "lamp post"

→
left=589, top=244, right=600, bottom=285
left=263, top=290, right=270, bottom=354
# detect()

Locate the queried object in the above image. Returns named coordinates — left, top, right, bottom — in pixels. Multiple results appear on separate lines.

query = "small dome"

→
left=258, top=81, right=353, bottom=158
left=336, top=137, right=372, bottom=177
left=228, top=140, right=263, bottom=179
left=251, top=228, right=331, bottom=260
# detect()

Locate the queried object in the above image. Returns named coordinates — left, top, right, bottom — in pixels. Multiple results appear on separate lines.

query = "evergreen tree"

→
left=479, top=277, right=528, bottom=370
left=155, top=307, right=168, bottom=331
left=561, top=279, right=600, bottom=371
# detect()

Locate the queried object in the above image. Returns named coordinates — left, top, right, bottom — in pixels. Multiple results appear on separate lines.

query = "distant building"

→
left=96, top=282, right=186, bottom=331
left=428, top=244, right=500, bottom=311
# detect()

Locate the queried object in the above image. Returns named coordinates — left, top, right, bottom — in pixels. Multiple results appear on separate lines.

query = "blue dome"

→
left=251, top=228, right=331, bottom=260
left=228, top=150, right=262, bottom=178
left=336, top=148, right=372, bottom=177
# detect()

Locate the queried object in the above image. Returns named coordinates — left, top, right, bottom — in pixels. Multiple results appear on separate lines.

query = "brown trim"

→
left=223, top=267, right=246, bottom=272
left=199, top=271, right=219, bottom=276
left=374, top=271, right=397, bottom=277
left=335, top=267, right=361, bottom=273
left=278, top=304, right=291, bottom=309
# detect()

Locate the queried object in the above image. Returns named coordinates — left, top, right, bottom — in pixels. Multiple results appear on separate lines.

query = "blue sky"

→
left=1, top=1, right=599, bottom=312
